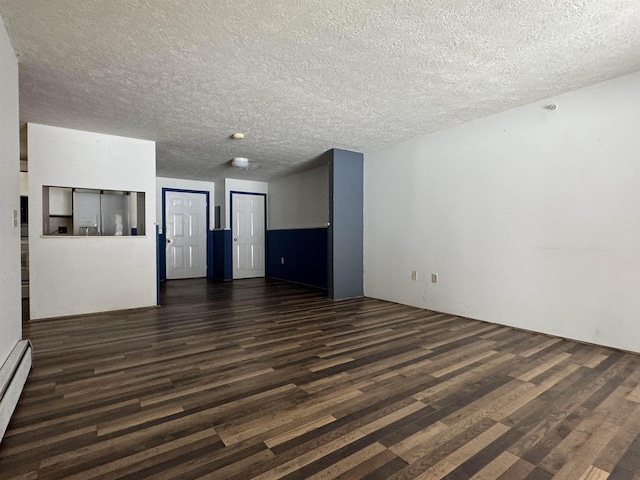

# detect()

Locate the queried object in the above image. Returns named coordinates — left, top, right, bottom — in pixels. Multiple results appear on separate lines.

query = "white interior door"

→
left=165, top=191, right=207, bottom=279
left=232, top=193, right=265, bottom=279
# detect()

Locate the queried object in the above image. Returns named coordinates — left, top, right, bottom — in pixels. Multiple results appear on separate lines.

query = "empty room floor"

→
left=1, top=278, right=640, bottom=479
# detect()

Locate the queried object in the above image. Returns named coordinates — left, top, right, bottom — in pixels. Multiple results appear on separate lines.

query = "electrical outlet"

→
left=12, top=209, right=18, bottom=227
left=411, top=271, right=418, bottom=280
left=431, top=273, right=438, bottom=284
left=280, top=257, right=285, bottom=265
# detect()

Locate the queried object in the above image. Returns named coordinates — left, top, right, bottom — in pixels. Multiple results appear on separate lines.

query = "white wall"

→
left=0, top=16, right=21, bottom=365
left=156, top=177, right=215, bottom=232
left=28, top=124, right=157, bottom=319
left=365, top=70, right=640, bottom=353
left=224, top=178, right=268, bottom=229
left=268, top=165, right=329, bottom=230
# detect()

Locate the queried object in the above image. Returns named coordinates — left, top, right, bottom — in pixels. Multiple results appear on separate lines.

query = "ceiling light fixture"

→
left=231, top=157, right=249, bottom=169
left=232, top=132, right=245, bottom=139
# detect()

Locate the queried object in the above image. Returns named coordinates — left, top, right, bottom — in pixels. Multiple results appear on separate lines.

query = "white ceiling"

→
left=1, top=1, right=639, bottom=182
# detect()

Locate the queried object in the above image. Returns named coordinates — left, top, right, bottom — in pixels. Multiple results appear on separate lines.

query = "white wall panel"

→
left=268, top=165, right=328, bottom=230
left=28, top=124, right=156, bottom=319
left=0, top=15, right=21, bottom=365
left=364, top=71, right=640, bottom=353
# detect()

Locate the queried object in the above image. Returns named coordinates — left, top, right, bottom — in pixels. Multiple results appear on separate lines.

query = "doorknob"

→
left=233, top=238, right=238, bottom=241
left=166, top=239, right=172, bottom=244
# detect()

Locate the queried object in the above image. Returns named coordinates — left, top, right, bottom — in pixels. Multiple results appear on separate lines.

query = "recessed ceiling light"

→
left=232, top=132, right=245, bottom=139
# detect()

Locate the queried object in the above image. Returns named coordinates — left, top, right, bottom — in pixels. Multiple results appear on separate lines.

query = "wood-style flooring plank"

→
left=2, top=278, right=640, bottom=479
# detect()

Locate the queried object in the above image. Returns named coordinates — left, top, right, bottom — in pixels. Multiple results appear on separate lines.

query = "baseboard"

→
left=0, top=340, right=32, bottom=442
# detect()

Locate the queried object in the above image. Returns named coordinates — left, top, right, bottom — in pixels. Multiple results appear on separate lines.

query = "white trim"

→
left=0, top=340, right=32, bottom=442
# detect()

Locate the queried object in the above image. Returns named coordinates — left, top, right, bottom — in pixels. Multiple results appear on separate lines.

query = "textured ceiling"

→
left=1, top=1, right=639, bottom=181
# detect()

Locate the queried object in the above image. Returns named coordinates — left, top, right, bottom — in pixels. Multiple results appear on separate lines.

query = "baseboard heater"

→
left=0, top=340, right=32, bottom=442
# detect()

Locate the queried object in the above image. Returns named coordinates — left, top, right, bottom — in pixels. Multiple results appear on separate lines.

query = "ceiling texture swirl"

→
left=1, top=0, right=639, bottom=181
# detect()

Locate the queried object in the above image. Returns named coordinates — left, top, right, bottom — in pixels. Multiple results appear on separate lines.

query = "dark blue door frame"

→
left=229, top=191, right=267, bottom=279
left=159, top=188, right=212, bottom=297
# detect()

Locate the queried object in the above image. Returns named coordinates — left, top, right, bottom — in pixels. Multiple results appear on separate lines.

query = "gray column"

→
left=328, top=148, right=363, bottom=299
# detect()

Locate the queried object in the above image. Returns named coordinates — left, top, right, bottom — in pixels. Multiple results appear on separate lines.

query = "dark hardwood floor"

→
left=2, top=278, right=640, bottom=479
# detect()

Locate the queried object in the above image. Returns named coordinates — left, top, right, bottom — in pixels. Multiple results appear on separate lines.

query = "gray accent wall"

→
left=328, top=149, right=364, bottom=299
